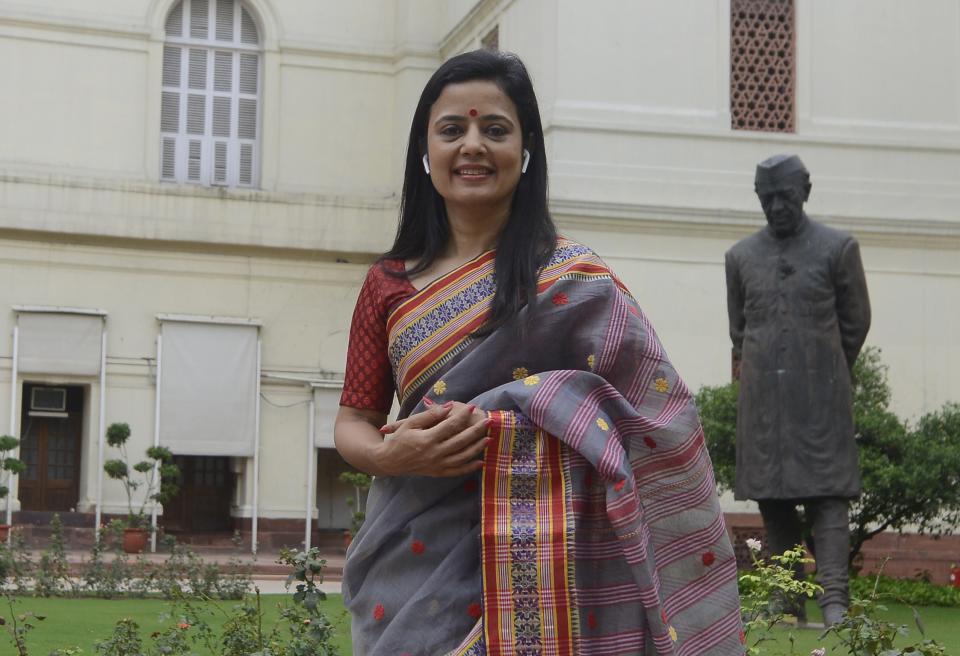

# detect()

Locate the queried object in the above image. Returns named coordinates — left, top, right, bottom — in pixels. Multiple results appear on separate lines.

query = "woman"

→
left=335, top=49, right=742, bottom=655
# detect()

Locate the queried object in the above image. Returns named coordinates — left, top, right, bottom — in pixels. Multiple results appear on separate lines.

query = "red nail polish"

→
left=423, top=397, right=434, bottom=406
left=484, top=437, right=493, bottom=444
left=442, top=401, right=454, bottom=408
left=467, top=404, right=477, bottom=413
left=379, top=425, right=390, bottom=433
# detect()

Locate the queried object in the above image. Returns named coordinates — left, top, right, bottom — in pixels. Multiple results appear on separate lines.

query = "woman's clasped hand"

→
left=375, top=401, right=489, bottom=477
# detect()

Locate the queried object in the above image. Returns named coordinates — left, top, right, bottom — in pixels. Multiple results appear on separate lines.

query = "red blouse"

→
left=340, top=259, right=417, bottom=413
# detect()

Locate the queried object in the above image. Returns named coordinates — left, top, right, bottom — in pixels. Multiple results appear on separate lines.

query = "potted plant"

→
left=0, top=434, right=26, bottom=541
left=103, top=422, right=180, bottom=553
left=338, top=470, right=372, bottom=548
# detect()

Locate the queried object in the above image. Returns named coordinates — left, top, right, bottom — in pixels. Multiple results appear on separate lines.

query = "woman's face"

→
left=425, top=80, right=524, bottom=215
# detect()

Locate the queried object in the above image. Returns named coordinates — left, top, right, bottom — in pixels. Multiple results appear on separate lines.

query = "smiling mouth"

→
left=455, top=167, right=494, bottom=179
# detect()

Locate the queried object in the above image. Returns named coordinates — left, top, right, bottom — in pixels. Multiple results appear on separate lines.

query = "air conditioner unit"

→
left=31, top=387, right=67, bottom=412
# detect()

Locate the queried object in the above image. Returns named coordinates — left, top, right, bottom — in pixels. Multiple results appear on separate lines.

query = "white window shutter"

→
left=165, top=1, right=184, bottom=37
left=161, top=0, right=259, bottom=187
left=214, top=51, right=232, bottom=91
left=214, top=141, right=228, bottom=183
left=239, top=143, right=253, bottom=185
left=215, top=0, right=234, bottom=41
left=161, top=91, right=180, bottom=132
left=162, top=46, right=181, bottom=86
left=188, top=48, right=207, bottom=90
left=238, top=98, right=256, bottom=140
left=188, top=140, right=202, bottom=180
left=186, top=94, right=206, bottom=135
left=161, top=138, right=177, bottom=179
left=239, top=53, right=257, bottom=94
left=213, top=97, right=231, bottom=137
left=190, top=0, right=209, bottom=39
left=240, top=7, right=258, bottom=45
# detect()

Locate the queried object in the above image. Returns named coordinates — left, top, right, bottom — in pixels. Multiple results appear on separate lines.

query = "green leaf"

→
left=105, top=422, right=131, bottom=447
left=147, top=445, right=174, bottom=462
left=0, top=434, right=20, bottom=451
left=3, top=457, right=26, bottom=474
left=912, top=606, right=926, bottom=636
left=103, top=459, right=129, bottom=479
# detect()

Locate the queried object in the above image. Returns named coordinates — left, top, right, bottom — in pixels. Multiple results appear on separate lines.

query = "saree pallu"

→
left=343, top=239, right=743, bottom=655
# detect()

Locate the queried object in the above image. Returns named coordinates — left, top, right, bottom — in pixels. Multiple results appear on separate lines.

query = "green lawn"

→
left=762, top=601, right=960, bottom=655
left=5, top=593, right=352, bottom=655
left=7, top=595, right=959, bottom=654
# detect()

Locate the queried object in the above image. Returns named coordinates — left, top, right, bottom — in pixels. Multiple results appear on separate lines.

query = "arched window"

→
left=161, top=0, right=261, bottom=187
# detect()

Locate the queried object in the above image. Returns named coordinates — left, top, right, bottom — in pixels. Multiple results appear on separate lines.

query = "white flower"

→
left=746, top=538, right=762, bottom=552
left=811, top=648, right=826, bottom=656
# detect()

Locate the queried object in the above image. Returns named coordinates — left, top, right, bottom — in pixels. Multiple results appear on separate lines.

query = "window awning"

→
left=313, top=387, right=341, bottom=449
left=158, top=318, right=259, bottom=457
left=16, top=309, right=105, bottom=376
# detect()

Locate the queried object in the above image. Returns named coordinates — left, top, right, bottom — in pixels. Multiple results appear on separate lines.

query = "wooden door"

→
left=163, top=456, right=233, bottom=532
left=18, top=386, right=83, bottom=512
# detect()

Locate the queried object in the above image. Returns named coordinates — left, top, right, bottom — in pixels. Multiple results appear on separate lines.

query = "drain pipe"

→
left=5, top=322, right=19, bottom=541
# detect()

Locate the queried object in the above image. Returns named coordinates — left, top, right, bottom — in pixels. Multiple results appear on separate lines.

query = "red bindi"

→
left=469, top=108, right=478, bottom=117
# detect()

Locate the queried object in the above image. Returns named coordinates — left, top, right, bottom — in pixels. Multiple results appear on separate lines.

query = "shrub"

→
left=0, top=434, right=26, bottom=505
left=103, top=422, right=180, bottom=530
left=338, top=470, right=372, bottom=534
left=849, top=574, right=960, bottom=608
left=124, top=547, right=339, bottom=656
left=34, top=513, right=71, bottom=597
left=696, top=346, right=960, bottom=564
left=822, top=562, right=951, bottom=656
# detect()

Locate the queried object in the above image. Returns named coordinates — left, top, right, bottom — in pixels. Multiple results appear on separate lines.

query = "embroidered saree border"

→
left=482, top=410, right=575, bottom=655
left=449, top=620, right=486, bottom=656
left=387, top=250, right=496, bottom=403
left=386, top=238, right=610, bottom=404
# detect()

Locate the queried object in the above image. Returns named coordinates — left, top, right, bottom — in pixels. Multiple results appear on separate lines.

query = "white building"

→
left=1, top=0, right=958, bottom=557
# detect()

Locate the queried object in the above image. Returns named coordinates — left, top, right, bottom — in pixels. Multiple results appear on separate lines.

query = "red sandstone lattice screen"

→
left=730, top=0, right=796, bottom=132
left=481, top=25, right=499, bottom=51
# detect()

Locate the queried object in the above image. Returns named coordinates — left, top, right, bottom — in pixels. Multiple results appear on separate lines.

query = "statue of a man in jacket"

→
left=725, top=154, right=871, bottom=627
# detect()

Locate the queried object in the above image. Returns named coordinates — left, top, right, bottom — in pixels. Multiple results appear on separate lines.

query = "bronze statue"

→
left=725, top=154, right=871, bottom=627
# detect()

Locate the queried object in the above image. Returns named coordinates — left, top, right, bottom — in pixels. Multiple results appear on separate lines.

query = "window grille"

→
left=730, top=0, right=795, bottom=133
left=161, top=0, right=261, bottom=187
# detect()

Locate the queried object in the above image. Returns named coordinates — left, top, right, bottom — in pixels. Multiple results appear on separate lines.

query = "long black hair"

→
left=382, top=49, right=557, bottom=335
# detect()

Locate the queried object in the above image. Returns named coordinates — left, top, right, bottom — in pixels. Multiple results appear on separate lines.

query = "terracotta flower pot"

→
left=0, top=524, right=9, bottom=542
left=123, top=527, right=149, bottom=554
left=950, top=566, right=960, bottom=588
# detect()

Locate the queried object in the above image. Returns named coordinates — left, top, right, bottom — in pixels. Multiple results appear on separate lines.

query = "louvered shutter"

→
left=190, top=0, right=209, bottom=39
left=159, top=0, right=260, bottom=187
left=214, top=51, right=232, bottom=91
left=240, top=7, right=258, bottom=45
left=215, top=0, right=234, bottom=41
left=165, top=1, right=183, bottom=36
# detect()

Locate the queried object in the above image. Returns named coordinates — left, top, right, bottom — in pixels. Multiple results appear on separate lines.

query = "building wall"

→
left=1, top=0, right=958, bottom=533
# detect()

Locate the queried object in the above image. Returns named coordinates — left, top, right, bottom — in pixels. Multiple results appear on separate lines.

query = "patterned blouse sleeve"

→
left=340, top=265, right=395, bottom=413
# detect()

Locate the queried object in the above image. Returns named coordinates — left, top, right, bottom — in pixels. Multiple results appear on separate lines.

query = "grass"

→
left=3, top=593, right=351, bottom=654
left=761, top=600, right=960, bottom=654
left=5, top=595, right=959, bottom=654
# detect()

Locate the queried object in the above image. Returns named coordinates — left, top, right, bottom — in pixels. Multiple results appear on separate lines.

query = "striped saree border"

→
left=387, top=252, right=497, bottom=403
left=449, top=620, right=486, bottom=656
left=482, top=411, right=575, bottom=655
left=385, top=238, right=609, bottom=405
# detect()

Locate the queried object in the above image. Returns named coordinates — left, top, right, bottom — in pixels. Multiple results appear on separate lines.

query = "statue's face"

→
left=755, top=174, right=809, bottom=238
